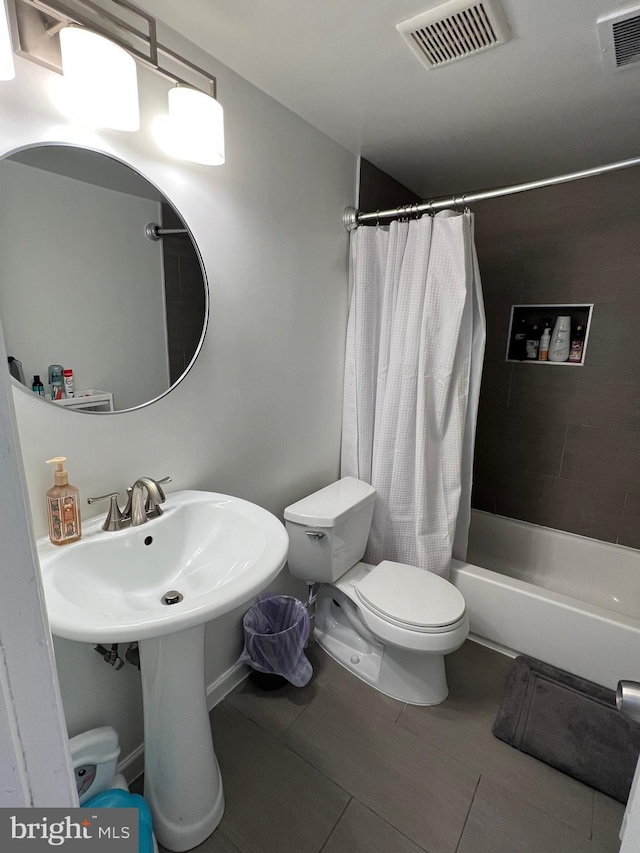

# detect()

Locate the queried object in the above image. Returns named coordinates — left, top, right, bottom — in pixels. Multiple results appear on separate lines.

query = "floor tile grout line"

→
left=316, top=796, right=352, bottom=853
left=279, top=705, right=486, bottom=850
left=286, top=694, right=487, bottom=785
left=277, top=725, right=355, bottom=803
left=315, top=677, right=408, bottom=725
left=392, top=701, right=408, bottom=724
left=274, top=696, right=314, bottom=741
left=391, top=695, right=600, bottom=842
left=219, top=644, right=618, bottom=851
left=318, top=793, right=437, bottom=853
left=454, top=773, right=481, bottom=853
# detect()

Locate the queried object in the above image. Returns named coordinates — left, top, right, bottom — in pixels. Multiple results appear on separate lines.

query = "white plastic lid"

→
left=356, top=561, right=465, bottom=628
left=284, top=477, right=376, bottom=528
left=68, top=726, right=120, bottom=766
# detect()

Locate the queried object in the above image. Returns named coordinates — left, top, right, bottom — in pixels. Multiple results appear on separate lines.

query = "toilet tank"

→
left=284, top=477, right=376, bottom=583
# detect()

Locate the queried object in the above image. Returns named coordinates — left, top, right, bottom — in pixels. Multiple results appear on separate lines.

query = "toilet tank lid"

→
left=284, top=477, right=376, bottom=527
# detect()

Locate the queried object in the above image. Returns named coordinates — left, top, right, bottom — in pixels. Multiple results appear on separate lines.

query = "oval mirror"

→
left=0, top=145, right=208, bottom=413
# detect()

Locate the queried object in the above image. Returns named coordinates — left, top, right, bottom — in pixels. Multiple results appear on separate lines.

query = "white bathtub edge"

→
left=451, top=559, right=640, bottom=691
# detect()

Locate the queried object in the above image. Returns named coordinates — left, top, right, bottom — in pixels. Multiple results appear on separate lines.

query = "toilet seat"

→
left=355, top=560, right=466, bottom=633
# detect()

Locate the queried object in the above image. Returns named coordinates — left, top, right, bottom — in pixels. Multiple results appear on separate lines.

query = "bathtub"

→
left=450, top=511, right=640, bottom=690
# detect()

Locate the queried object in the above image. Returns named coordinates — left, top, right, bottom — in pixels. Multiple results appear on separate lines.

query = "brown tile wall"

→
left=470, top=165, right=640, bottom=548
left=161, top=203, right=207, bottom=384
left=358, top=158, right=421, bottom=213
left=358, top=158, right=640, bottom=549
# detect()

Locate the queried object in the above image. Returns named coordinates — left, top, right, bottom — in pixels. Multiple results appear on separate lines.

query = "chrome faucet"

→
left=129, top=477, right=168, bottom=526
left=88, top=476, right=171, bottom=530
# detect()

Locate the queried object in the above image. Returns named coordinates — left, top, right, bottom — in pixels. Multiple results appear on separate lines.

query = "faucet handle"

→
left=123, top=486, right=133, bottom=519
left=87, top=492, right=128, bottom=532
left=146, top=476, right=172, bottom=518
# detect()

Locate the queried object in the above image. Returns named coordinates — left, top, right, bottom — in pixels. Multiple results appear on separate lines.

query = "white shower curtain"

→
left=341, top=211, right=485, bottom=578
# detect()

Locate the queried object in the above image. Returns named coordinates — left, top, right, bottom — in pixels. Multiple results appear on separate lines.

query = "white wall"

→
left=0, top=313, right=77, bottom=807
left=0, top=24, right=356, bottom=766
left=0, top=160, right=169, bottom=411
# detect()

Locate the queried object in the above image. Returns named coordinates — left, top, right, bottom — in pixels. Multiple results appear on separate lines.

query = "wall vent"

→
left=597, top=6, right=640, bottom=71
left=396, top=0, right=511, bottom=70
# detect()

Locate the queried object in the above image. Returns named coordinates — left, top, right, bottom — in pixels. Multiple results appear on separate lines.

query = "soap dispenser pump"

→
left=45, top=456, right=82, bottom=545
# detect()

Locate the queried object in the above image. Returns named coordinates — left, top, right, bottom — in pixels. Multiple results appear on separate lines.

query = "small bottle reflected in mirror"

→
left=32, top=374, right=45, bottom=396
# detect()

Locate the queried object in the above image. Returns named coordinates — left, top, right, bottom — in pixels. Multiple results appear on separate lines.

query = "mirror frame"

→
left=2, top=142, right=209, bottom=415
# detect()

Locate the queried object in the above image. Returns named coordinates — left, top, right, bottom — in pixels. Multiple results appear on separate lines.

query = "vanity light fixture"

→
left=159, top=86, right=225, bottom=166
left=0, top=0, right=15, bottom=80
left=7, top=0, right=225, bottom=163
left=59, top=26, right=139, bottom=131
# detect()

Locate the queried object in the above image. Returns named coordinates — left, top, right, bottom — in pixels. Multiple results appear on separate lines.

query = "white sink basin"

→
left=38, top=489, right=289, bottom=643
left=38, top=488, right=290, bottom=852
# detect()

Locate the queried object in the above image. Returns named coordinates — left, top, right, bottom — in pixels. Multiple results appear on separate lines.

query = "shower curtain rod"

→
left=145, top=223, right=188, bottom=241
left=342, top=153, right=640, bottom=230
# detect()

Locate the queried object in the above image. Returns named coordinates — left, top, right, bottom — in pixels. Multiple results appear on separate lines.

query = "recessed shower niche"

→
left=506, top=304, right=593, bottom=365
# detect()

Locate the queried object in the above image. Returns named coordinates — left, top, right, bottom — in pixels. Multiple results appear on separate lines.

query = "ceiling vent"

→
left=597, top=6, right=640, bottom=71
left=396, top=0, right=511, bottom=70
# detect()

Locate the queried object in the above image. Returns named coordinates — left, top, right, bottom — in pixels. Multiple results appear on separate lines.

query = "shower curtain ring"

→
left=453, top=194, right=468, bottom=212
left=376, top=210, right=380, bottom=226
left=426, top=200, right=434, bottom=217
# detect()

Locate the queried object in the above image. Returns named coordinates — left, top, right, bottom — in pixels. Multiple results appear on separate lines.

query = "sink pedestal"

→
left=139, top=625, right=224, bottom=852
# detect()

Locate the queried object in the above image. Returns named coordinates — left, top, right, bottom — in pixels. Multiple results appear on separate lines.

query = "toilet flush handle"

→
left=305, top=530, right=326, bottom=541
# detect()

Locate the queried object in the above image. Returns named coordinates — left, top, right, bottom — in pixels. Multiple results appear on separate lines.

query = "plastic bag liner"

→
left=238, top=594, right=312, bottom=687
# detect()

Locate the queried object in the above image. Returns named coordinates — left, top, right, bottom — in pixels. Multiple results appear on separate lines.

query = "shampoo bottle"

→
left=63, top=368, right=75, bottom=398
left=569, top=324, right=585, bottom=363
left=538, top=327, right=551, bottom=361
left=46, top=457, right=82, bottom=546
left=525, top=323, right=541, bottom=360
left=548, top=315, right=571, bottom=362
left=32, top=374, right=45, bottom=396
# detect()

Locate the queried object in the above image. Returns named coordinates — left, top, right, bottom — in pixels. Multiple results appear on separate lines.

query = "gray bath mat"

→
left=493, top=655, right=640, bottom=803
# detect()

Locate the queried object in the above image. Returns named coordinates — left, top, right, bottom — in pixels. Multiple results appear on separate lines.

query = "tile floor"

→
left=159, top=640, right=625, bottom=853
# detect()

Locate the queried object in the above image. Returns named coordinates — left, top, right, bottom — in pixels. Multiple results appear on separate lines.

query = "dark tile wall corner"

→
left=161, top=203, right=206, bottom=385
left=470, top=165, right=640, bottom=549
left=358, top=159, right=421, bottom=215
left=358, top=160, right=640, bottom=550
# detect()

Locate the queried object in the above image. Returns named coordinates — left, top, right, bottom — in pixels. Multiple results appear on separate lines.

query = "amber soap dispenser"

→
left=46, top=457, right=82, bottom=546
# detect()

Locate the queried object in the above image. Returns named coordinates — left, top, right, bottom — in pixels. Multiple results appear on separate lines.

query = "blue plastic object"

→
left=84, top=789, right=154, bottom=853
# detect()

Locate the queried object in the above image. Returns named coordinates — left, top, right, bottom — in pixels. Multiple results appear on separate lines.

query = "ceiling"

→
left=138, top=0, right=640, bottom=201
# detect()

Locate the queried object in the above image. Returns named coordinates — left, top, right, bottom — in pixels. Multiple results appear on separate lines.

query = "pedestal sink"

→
left=37, top=490, right=289, bottom=852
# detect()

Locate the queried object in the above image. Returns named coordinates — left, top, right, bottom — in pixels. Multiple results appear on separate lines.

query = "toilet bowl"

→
left=284, top=477, right=469, bottom=705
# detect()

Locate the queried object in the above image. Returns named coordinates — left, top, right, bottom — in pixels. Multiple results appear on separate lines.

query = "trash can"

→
left=239, top=594, right=313, bottom=689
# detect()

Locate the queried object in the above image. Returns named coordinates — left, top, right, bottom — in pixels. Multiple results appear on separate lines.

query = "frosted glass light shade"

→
left=165, top=86, right=225, bottom=165
left=0, top=0, right=15, bottom=81
left=59, top=27, right=139, bottom=131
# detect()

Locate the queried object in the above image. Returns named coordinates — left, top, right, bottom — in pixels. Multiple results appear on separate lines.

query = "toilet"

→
left=284, top=477, right=468, bottom=705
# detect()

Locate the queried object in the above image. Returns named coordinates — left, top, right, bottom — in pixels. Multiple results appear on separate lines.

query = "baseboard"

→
left=117, top=662, right=250, bottom=786
left=206, top=661, right=249, bottom=711
left=117, top=743, right=145, bottom=786
left=468, top=632, right=517, bottom=659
